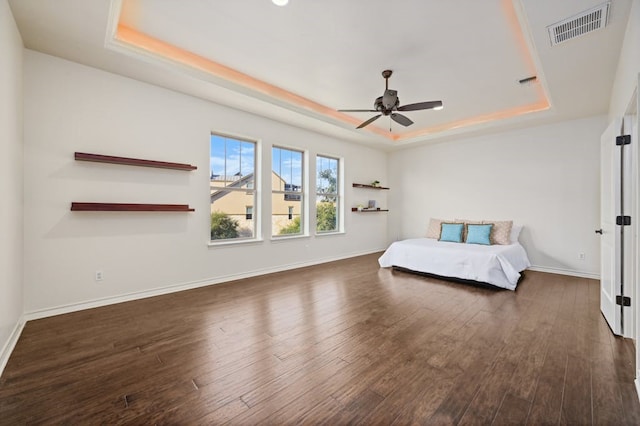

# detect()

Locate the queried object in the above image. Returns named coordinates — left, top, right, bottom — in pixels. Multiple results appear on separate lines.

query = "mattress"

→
left=378, top=238, right=531, bottom=290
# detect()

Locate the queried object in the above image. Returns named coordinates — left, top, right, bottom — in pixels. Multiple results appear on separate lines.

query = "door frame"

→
left=617, top=81, right=639, bottom=394
left=627, top=83, right=640, bottom=392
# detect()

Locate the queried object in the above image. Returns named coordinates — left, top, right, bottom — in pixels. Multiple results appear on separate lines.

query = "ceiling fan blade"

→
left=338, top=109, right=378, bottom=112
left=390, top=113, right=413, bottom=127
left=397, top=101, right=443, bottom=112
left=357, top=114, right=382, bottom=129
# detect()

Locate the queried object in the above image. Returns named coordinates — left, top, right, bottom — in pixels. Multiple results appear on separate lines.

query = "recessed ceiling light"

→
left=272, top=0, right=289, bottom=6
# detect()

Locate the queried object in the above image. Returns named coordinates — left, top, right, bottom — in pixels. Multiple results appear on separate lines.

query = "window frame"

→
left=315, top=154, right=342, bottom=235
left=209, top=132, right=260, bottom=244
left=271, top=145, right=307, bottom=238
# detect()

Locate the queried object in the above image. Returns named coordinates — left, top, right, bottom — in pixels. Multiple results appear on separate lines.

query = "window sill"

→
left=208, top=238, right=264, bottom=248
left=315, top=231, right=345, bottom=237
left=270, top=234, right=311, bottom=243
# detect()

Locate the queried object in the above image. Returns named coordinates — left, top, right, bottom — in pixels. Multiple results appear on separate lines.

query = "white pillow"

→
left=510, top=225, right=523, bottom=243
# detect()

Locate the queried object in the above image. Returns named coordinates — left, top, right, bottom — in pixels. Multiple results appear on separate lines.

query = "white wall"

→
left=0, top=0, right=24, bottom=372
left=609, top=0, right=640, bottom=118
left=388, top=116, right=606, bottom=277
left=23, top=50, right=389, bottom=315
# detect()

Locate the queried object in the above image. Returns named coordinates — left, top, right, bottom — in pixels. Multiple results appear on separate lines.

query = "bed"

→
left=378, top=237, right=531, bottom=290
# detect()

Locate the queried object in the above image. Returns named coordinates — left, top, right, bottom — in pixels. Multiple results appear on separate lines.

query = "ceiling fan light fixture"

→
left=433, top=105, right=444, bottom=110
left=272, top=0, right=289, bottom=6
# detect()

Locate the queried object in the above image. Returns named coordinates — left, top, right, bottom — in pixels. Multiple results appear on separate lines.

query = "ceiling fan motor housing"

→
left=375, top=90, right=400, bottom=115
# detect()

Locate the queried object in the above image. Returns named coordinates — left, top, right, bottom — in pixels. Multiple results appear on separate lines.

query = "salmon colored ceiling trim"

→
left=398, top=0, right=550, bottom=142
left=114, top=1, right=549, bottom=143
left=115, top=25, right=393, bottom=140
left=399, top=100, right=550, bottom=141
left=500, top=0, right=548, bottom=103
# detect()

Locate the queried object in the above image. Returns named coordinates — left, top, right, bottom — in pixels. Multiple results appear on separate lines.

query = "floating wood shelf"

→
left=75, top=152, right=197, bottom=171
left=351, top=208, right=389, bottom=212
left=352, top=183, right=389, bottom=190
left=71, top=203, right=194, bottom=212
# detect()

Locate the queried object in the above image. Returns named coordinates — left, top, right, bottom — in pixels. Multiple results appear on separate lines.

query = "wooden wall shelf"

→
left=75, top=152, right=197, bottom=171
left=71, top=203, right=194, bottom=212
left=352, top=183, right=389, bottom=190
left=351, top=208, right=389, bottom=212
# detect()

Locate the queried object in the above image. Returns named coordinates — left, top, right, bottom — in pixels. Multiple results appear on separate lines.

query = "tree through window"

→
left=316, top=155, right=340, bottom=233
left=210, top=134, right=257, bottom=241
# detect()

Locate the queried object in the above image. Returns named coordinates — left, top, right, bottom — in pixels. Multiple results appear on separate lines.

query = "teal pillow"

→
left=466, top=224, right=493, bottom=245
left=439, top=223, right=464, bottom=243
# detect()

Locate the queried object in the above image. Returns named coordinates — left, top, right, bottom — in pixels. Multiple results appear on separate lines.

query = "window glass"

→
left=316, top=155, right=339, bottom=233
left=210, top=134, right=257, bottom=241
left=272, top=147, right=304, bottom=236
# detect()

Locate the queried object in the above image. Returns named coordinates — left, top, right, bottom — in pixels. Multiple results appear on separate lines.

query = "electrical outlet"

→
left=578, top=253, right=585, bottom=261
left=95, top=270, right=104, bottom=281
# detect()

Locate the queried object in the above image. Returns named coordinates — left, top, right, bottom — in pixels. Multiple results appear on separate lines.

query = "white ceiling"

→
left=8, top=0, right=632, bottom=150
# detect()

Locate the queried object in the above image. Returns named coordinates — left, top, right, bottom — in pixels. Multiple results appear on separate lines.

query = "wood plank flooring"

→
left=1, top=253, right=639, bottom=424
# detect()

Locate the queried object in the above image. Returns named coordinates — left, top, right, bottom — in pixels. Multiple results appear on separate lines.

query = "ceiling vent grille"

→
left=547, top=2, right=610, bottom=46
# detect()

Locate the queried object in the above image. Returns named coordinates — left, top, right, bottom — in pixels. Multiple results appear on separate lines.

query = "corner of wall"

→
left=0, top=0, right=25, bottom=378
left=0, top=317, right=25, bottom=376
left=609, top=0, right=640, bottom=119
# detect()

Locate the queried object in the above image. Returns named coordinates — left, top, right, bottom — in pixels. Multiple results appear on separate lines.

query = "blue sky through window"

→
left=316, top=156, right=338, bottom=194
left=272, top=147, right=302, bottom=189
left=210, top=134, right=255, bottom=179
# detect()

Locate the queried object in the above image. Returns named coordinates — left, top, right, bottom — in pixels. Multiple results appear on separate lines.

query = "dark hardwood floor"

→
left=1, top=253, right=639, bottom=424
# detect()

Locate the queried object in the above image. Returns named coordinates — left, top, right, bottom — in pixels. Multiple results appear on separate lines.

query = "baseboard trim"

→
left=527, top=265, right=599, bottom=280
left=0, top=317, right=26, bottom=378
left=24, top=248, right=386, bottom=321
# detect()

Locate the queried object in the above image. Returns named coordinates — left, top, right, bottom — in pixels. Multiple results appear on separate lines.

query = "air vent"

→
left=547, top=2, right=610, bottom=46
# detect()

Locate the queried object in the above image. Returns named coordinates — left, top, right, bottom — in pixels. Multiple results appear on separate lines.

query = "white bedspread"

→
left=378, top=238, right=531, bottom=290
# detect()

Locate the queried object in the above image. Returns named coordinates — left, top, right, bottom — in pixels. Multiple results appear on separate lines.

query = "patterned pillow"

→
left=426, top=218, right=446, bottom=239
left=482, top=220, right=513, bottom=245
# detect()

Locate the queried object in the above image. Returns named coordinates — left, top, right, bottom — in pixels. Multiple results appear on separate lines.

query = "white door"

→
left=621, top=115, right=634, bottom=337
left=600, top=117, right=633, bottom=336
left=600, top=119, right=622, bottom=335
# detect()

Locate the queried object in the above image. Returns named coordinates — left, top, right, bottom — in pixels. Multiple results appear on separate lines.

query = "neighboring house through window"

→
left=210, top=134, right=257, bottom=241
left=272, top=146, right=304, bottom=236
left=316, top=155, right=340, bottom=233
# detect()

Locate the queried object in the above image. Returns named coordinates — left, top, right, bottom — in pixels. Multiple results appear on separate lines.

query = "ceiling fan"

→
left=339, top=70, right=443, bottom=129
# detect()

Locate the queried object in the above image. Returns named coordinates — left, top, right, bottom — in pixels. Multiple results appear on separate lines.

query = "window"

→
left=316, top=155, right=340, bottom=233
left=210, top=134, right=257, bottom=241
left=272, top=147, right=303, bottom=236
